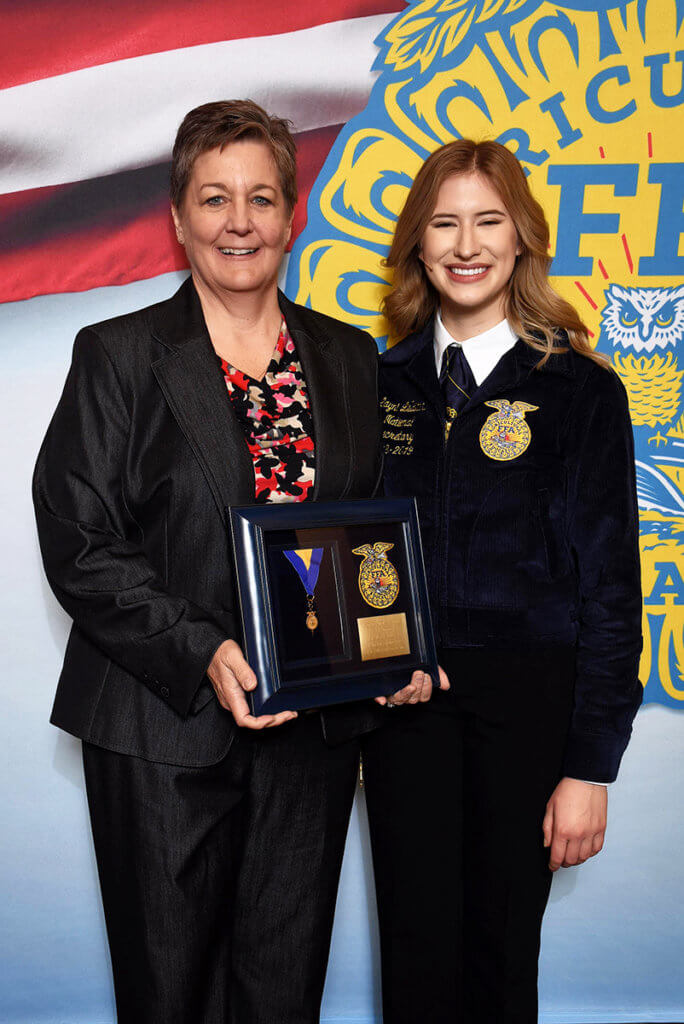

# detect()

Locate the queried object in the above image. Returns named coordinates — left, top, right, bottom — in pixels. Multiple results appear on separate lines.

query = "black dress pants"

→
left=83, top=713, right=360, bottom=1024
left=362, top=646, right=576, bottom=1024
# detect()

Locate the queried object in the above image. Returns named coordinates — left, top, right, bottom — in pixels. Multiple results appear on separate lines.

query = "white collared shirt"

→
left=433, top=311, right=518, bottom=386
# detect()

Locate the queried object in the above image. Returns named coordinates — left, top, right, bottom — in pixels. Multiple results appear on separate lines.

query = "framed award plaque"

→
left=229, top=498, right=439, bottom=714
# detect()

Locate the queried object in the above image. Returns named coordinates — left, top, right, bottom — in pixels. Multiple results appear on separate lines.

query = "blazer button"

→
left=160, top=686, right=170, bottom=698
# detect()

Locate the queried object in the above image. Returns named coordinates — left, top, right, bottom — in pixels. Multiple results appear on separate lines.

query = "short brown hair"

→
left=384, top=139, right=602, bottom=364
left=170, top=100, right=298, bottom=213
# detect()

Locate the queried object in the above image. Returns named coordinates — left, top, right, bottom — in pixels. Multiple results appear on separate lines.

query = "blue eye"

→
left=205, top=195, right=224, bottom=206
left=619, top=302, right=639, bottom=327
left=655, top=302, right=675, bottom=327
left=252, top=195, right=271, bottom=206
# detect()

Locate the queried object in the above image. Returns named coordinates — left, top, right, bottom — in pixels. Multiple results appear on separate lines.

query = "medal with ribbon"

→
left=283, top=548, right=325, bottom=633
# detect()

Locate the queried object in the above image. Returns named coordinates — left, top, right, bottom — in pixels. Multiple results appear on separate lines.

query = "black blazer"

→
left=34, top=278, right=383, bottom=766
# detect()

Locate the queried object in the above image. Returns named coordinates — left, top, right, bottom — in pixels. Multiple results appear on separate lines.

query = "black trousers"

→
left=83, top=713, right=360, bottom=1024
left=362, top=647, right=576, bottom=1024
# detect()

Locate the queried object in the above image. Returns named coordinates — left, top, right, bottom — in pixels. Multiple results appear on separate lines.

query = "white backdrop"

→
left=1, top=270, right=683, bottom=1023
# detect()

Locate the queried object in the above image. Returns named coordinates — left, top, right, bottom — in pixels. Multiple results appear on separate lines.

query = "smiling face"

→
left=171, top=138, right=293, bottom=301
left=419, top=171, right=521, bottom=338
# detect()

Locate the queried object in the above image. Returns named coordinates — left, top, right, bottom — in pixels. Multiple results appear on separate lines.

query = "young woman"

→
left=361, top=140, right=643, bottom=1023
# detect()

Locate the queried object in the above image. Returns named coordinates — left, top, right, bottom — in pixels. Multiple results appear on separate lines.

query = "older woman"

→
left=33, top=100, right=432, bottom=1024
left=361, top=140, right=643, bottom=1022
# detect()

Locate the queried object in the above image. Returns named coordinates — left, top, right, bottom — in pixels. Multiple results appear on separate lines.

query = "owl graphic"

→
left=601, top=283, right=684, bottom=354
left=599, top=284, right=684, bottom=531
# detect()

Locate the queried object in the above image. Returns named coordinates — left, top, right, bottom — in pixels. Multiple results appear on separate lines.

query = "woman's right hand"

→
left=207, top=640, right=297, bottom=729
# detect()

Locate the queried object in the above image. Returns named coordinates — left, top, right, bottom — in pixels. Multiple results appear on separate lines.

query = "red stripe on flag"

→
left=0, top=124, right=341, bottom=304
left=0, top=0, right=402, bottom=90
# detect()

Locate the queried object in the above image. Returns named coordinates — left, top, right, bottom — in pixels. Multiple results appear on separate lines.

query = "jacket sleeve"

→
left=33, top=328, right=229, bottom=718
left=562, top=364, right=643, bottom=782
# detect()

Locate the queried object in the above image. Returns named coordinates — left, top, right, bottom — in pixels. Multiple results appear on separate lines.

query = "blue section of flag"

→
left=284, top=548, right=324, bottom=595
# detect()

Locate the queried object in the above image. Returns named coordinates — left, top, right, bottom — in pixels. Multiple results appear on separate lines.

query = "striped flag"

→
left=0, top=0, right=401, bottom=305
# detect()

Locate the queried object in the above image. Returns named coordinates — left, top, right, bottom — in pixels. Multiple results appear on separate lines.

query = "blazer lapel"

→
left=278, top=293, right=351, bottom=500
left=150, top=279, right=254, bottom=517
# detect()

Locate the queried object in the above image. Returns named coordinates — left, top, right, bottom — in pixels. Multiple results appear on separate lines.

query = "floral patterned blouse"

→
left=218, top=319, right=315, bottom=503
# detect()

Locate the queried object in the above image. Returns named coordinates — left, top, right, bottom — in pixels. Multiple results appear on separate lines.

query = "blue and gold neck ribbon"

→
left=283, top=548, right=324, bottom=633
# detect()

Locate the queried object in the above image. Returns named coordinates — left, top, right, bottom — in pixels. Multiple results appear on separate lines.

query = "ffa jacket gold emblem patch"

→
left=352, top=542, right=400, bottom=609
left=479, top=400, right=539, bottom=461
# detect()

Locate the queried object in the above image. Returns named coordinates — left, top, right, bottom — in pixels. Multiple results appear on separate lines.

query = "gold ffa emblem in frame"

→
left=479, top=400, right=539, bottom=462
left=352, top=542, right=400, bottom=609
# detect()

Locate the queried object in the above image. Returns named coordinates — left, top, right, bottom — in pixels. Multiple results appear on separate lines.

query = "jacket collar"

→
left=150, top=275, right=208, bottom=351
left=148, top=276, right=339, bottom=356
left=150, top=279, right=254, bottom=519
left=149, top=277, right=351, bottom=517
left=512, top=332, right=576, bottom=379
left=394, top=322, right=444, bottom=425
left=385, top=319, right=575, bottom=422
left=460, top=337, right=575, bottom=414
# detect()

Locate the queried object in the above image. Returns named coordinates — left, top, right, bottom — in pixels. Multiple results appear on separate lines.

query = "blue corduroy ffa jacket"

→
left=379, top=322, right=643, bottom=782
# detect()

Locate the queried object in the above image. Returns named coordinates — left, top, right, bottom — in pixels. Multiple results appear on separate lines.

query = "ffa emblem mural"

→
left=352, top=542, right=400, bottom=609
left=479, top=400, right=539, bottom=460
left=288, top=0, right=684, bottom=706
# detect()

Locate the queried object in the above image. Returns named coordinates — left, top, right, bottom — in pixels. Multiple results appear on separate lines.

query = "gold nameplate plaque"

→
left=357, top=612, right=411, bottom=662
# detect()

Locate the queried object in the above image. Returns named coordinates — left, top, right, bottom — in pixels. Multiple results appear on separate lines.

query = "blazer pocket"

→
left=189, top=680, right=216, bottom=715
left=536, top=487, right=567, bottom=581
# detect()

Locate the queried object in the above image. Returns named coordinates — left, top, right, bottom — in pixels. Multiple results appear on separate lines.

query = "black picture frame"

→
left=229, top=498, right=439, bottom=714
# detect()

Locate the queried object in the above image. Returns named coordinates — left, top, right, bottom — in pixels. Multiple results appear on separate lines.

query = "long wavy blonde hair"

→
left=383, top=140, right=605, bottom=365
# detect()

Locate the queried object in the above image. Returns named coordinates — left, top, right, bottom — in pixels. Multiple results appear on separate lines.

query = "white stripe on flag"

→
left=0, top=14, right=386, bottom=195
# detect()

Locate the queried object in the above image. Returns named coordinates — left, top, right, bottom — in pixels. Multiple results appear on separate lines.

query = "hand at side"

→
left=543, top=777, right=607, bottom=871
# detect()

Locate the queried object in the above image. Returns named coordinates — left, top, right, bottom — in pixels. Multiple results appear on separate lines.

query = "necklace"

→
left=283, top=548, right=325, bottom=633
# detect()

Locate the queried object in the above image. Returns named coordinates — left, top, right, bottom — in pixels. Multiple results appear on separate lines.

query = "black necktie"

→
left=440, top=343, right=476, bottom=439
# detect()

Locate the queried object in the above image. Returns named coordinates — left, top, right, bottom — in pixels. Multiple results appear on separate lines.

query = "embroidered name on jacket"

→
left=479, top=400, right=539, bottom=461
left=380, top=398, right=426, bottom=455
